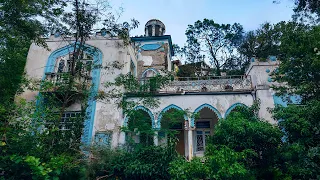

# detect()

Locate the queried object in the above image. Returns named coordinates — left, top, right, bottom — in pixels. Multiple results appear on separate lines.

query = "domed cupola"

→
left=145, top=19, right=166, bottom=37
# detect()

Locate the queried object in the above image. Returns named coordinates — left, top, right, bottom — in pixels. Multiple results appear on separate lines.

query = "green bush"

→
left=87, top=145, right=178, bottom=180
left=169, top=146, right=252, bottom=180
left=211, top=105, right=283, bottom=178
left=169, top=157, right=208, bottom=180
left=205, top=145, right=253, bottom=180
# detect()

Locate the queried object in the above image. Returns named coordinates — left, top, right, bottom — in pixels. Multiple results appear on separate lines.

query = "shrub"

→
left=169, top=157, right=208, bottom=180
left=87, top=145, right=178, bottom=180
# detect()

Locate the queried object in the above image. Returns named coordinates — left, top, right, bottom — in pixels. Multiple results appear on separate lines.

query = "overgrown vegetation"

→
left=1, top=0, right=320, bottom=179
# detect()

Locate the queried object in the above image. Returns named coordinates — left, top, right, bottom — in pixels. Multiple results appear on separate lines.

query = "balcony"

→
left=40, top=73, right=92, bottom=107
left=158, top=75, right=253, bottom=94
left=43, top=72, right=91, bottom=92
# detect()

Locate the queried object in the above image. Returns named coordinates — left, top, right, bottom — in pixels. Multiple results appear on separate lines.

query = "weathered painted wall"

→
left=23, top=32, right=282, bottom=148
left=134, top=39, right=171, bottom=77
left=246, top=58, right=280, bottom=123
left=23, top=35, right=138, bottom=146
left=126, top=93, right=254, bottom=127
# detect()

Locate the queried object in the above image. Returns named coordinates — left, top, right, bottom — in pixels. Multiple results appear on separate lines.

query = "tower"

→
left=145, top=19, right=166, bottom=37
left=132, top=19, right=173, bottom=78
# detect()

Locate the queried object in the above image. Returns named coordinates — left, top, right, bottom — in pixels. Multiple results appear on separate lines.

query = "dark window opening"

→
left=148, top=25, right=152, bottom=36
left=155, top=25, right=160, bottom=36
left=170, top=122, right=183, bottom=130
left=58, top=60, right=65, bottom=73
left=196, top=121, right=210, bottom=128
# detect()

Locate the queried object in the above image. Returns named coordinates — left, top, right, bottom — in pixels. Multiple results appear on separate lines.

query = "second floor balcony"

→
left=131, top=75, right=253, bottom=95
left=159, top=75, right=253, bottom=93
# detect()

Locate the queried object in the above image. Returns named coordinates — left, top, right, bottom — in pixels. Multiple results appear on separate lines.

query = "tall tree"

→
left=274, top=0, right=320, bottom=23
left=184, top=19, right=244, bottom=76
left=238, top=22, right=282, bottom=60
left=272, top=22, right=320, bottom=102
left=292, top=0, right=320, bottom=16
left=0, top=0, right=65, bottom=106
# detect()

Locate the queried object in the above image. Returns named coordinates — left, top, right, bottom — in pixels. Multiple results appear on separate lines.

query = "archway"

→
left=141, top=68, right=158, bottom=78
left=192, top=104, right=221, bottom=156
left=224, top=103, right=247, bottom=118
left=140, top=68, right=159, bottom=92
left=125, top=106, right=154, bottom=146
left=158, top=104, right=186, bottom=156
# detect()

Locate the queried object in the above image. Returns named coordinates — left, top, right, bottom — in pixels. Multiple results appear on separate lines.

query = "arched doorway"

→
left=225, top=103, right=247, bottom=118
left=193, top=104, right=221, bottom=156
left=158, top=105, right=186, bottom=156
left=126, top=107, right=154, bottom=146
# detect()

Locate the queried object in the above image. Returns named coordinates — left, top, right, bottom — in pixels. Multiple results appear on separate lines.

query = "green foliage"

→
left=240, top=21, right=320, bottom=102
left=170, top=146, right=251, bottom=180
left=275, top=0, right=320, bottom=22
left=87, top=145, right=178, bottom=180
left=0, top=0, right=65, bottom=106
left=238, top=22, right=281, bottom=61
left=211, top=104, right=283, bottom=179
left=274, top=101, right=320, bottom=146
left=273, top=101, right=320, bottom=179
left=0, top=98, right=86, bottom=179
left=205, top=145, right=252, bottom=180
left=272, top=22, right=320, bottom=102
left=293, top=0, right=320, bottom=16
left=169, top=157, right=209, bottom=180
left=168, top=103, right=284, bottom=180
left=169, top=146, right=252, bottom=180
left=184, top=19, right=244, bottom=76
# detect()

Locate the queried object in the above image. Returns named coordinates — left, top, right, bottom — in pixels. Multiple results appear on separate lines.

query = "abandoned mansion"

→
left=22, top=19, right=296, bottom=159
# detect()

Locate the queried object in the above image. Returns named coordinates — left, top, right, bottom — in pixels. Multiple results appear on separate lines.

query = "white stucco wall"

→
left=127, top=93, right=254, bottom=124
left=246, top=59, right=280, bottom=124
left=23, top=35, right=138, bottom=146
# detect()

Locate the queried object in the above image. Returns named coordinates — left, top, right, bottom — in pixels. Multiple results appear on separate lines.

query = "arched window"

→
left=141, top=68, right=158, bottom=78
left=224, top=103, right=248, bottom=118
left=43, top=43, right=102, bottom=145
left=54, top=53, right=93, bottom=75
left=130, top=59, right=136, bottom=76
left=57, top=59, right=65, bottom=73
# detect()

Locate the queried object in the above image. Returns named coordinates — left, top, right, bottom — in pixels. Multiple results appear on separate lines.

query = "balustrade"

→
left=135, top=75, right=253, bottom=94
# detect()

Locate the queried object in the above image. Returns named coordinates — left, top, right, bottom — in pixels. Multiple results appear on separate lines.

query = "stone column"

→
left=188, top=129, right=193, bottom=160
left=145, top=27, right=148, bottom=36
left=154, top=131, right=159, bottom=146
left=152, top=24, right=156, bottom=36
left=153, top=112, right=159, bottom=146
left=119, top=131, right=126, bottom=145
left=185, top=119, right=194, bottom=160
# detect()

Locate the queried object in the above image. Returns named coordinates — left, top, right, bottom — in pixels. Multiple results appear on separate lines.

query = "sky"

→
left=108, top=0, right=295, bottom=47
